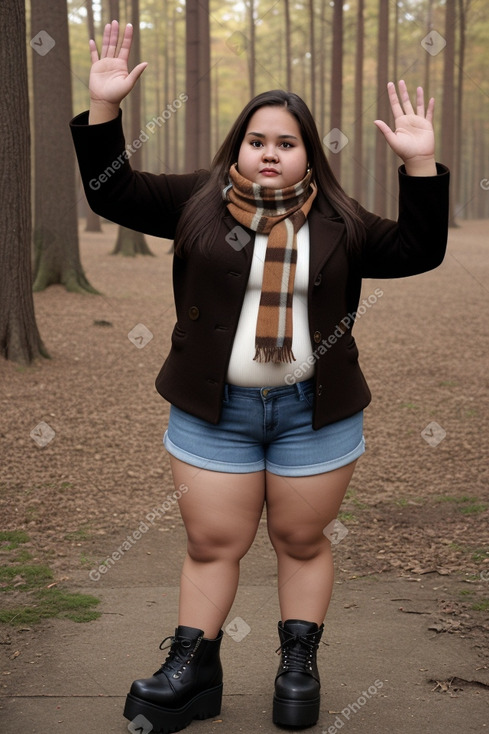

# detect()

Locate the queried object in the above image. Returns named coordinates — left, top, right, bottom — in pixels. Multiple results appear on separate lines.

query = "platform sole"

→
left=272, top=693, right=320, bottom=728
left=123, top=683, right=223, bottom=734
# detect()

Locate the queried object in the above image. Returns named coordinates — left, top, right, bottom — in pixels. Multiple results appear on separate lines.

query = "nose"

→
left=263, top=146, right=278, bottom=162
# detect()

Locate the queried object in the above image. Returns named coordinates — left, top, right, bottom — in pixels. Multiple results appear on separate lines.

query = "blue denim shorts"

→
left=163, top=379, right=365, bottom=476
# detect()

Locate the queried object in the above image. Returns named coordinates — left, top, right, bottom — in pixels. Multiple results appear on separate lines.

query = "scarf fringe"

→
left=254, top=345, right=296, bottom=364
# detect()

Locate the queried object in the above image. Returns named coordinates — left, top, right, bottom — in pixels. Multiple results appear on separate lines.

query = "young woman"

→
left=71, top=20, right=449, bottom=734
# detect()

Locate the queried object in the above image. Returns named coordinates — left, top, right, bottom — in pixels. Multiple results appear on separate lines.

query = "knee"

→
left=268, top=525, right=328, bottom=561
left=186, top=531, right=251, bottom=564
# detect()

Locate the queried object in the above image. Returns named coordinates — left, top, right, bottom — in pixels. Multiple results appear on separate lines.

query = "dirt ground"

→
left=1, top=220, right=488, bottom=662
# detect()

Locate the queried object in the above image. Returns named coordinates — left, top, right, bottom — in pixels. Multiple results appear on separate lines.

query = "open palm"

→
left=89, top=21, right=147, bottom=105
left=374, top=81, right=435, bottom=163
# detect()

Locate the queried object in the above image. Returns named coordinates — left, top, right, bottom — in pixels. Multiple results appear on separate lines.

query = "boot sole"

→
left=123, top=683, right=223, bottom=733
left=272, top=694, right=320, bottom=728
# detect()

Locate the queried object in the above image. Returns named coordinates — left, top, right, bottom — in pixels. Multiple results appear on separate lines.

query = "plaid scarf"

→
left=225, top=164, right=317, bottom=363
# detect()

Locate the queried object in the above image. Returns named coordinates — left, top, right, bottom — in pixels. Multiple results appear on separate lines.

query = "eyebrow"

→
left=246, top=131, right=299, bottom=140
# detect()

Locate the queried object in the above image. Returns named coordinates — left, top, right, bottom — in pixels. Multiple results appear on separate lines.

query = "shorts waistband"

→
left=223, top=378, right=314, bottom=402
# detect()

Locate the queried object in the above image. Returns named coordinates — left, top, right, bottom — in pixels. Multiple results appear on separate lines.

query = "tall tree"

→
left=248, top=0, right=256, bottom=98
left=329, top=0, right=343, bottom=180
left=84, top=0, right=102, bottom=233
left=112, top=0, right=153, bottom=255
left=318, top=0, right=327, bottom=135
left=284, top=0, right=292, bottom=90
left=456, top=0, right=470, bottom=212
left=308, top=0, right=316, bottom=117
left=31, top=0, right=98, bottom=293
left=373, top=0, right=389, bottom=217
left=185, top=0, right=211, bottom=170
left=0, top=0, right=47, bottom=363
left=441, top=0, right=456, bottom=224
left=353, top=0, right=365, bottom=202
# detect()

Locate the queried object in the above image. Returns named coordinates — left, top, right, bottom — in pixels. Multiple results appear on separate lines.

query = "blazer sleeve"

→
left=69, top=110, right=209, bottom=239
left=357, top=163, right=450, bottom=278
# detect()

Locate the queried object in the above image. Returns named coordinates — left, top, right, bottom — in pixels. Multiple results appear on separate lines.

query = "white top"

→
left=226, top=221, right=314, bottom=386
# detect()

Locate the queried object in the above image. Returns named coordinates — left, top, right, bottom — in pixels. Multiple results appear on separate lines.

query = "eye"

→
left=280, top=141, right=293, bottom=149
left=250, top=140, right=263, bottom=148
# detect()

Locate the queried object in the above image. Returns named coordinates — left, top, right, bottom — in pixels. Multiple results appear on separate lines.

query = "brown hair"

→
left=174, top=90, right=365, bottom=256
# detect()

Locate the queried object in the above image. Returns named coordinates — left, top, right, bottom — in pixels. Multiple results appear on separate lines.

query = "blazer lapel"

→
left=307, top=206, right=347, bottom=284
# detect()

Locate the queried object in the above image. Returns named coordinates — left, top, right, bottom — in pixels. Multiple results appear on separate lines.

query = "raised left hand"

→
left=374, top=81, right=437, bottom=176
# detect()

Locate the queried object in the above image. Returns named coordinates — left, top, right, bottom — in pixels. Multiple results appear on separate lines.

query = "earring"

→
left=222, top=182, right=233, bottom=201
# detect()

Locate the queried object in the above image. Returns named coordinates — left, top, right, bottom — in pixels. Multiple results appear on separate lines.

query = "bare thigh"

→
left=265, top=461, right=358, bottom=552
left=170, top=457, right=266, bottom=561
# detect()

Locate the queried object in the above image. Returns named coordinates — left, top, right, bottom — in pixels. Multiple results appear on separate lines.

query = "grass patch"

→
left=0, top=531, right=101, bottom=626
left=436, top=495, right=488, bottom=515
left=64, top=525, right=92, bottom=542
left=0, top=530, right=30, bottom=550
left=0, top=563, right=53, bottom=591
left=471, top=600, right=489, bottom=612
left=0, top=588, right=101, bottom=625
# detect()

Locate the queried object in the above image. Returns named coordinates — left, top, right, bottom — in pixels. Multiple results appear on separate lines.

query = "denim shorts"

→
left=163, top=379, right=365, bottom=477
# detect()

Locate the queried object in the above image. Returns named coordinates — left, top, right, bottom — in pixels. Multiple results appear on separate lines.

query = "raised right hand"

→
left=89, top=21, right=147, bottom=111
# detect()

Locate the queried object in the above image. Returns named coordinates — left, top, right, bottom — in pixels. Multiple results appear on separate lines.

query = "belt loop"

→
left=223, top=384, right=229, bottom=401
left=295, top=380, right=305, bottom=400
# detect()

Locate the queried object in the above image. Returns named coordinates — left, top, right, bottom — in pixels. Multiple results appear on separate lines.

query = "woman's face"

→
left=237, top=106, right=308, bottom=189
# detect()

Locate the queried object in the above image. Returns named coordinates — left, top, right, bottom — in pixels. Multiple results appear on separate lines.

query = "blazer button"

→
left=188, top=306, right=200, bottom=320
left=317, top=384, right=323, bottom=396
left=314, top=274, right=322, bottom=286
left=313, top=330, right=322, bottom=343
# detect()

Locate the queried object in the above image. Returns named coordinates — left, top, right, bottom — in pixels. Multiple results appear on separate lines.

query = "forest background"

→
left=1, top=0, right=489, bottom=364
left=1, top=1, right=489, bottom=688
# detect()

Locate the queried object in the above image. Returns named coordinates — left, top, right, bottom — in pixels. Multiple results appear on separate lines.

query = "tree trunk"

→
left=31, top=0, right=98, bottom=293
left=353, top=0, right=364, bottom=202
left=284, top=0, right=292, bottom=90
left=319, top=0, right=327, bottom=134
left=185, top=0, right=211, bottom=171
left=0, top=0, right=47, bottom=363
left=112, top=0, right=153, bottom=255
left=329, top=0, right=343, bottom=181
left=374, top=0, right=389, bottom=217
left=456, top=0, right=468, bottom=214
left=441, top=0, right=457, bottom=224
left=308, top=0, right=316, bottom=117
left=84, top=0, right=102, bottom=233
left=248, top=0, right=256, bottom=98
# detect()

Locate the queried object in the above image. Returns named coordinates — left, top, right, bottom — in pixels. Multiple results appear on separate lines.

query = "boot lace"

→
left=275, top=631, right=323, bottom=673
left=153, top=633, right=202, bottom=680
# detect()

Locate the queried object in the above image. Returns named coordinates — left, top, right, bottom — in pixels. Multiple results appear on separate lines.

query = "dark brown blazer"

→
left=70, top=111, right=450, bottom=429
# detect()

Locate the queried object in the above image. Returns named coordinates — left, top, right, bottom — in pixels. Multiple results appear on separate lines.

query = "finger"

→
left=386, top=81, right=403, bottom=120
left=373, top=119, right=395, bottom=143
left=89, top=38, right=99, bottom=64
left=426, top=96, right=435, bottom=124
left=106, top=19, right=119, bottom=58
left=118, top=23, right=134, bottom=62
left=100, top=22, right=111, bottom=58
left=126, top=61, right=148, bottom=87
left=398, top=80, right=414, bottom=115
left=416, top=86, right=426, bottom=117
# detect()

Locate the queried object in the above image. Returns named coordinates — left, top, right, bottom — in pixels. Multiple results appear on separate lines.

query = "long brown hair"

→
left=174, top=90, right=365, bottom=257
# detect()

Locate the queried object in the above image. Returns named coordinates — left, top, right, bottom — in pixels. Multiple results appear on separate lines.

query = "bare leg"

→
left=170, top=457, right=265, bottom=638
left=265, top=460, right=358, bottom=624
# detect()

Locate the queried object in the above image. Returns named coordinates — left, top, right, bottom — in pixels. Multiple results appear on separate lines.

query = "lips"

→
left=260, top=168, right=280, bottom=175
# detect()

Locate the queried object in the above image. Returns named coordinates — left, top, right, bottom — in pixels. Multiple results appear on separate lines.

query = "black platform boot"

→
left=273, top=619, right=324, bottom=728
left=123, top=625, right=223, bottom=734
